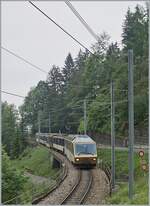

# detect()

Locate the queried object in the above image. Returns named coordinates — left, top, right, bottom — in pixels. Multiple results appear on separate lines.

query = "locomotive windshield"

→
left=75, top=143, right=96, bottom=155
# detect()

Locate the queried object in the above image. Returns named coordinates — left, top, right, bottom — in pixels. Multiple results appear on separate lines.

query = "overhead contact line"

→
left=65, top=0, right=98, bottom=41
left=1, top=90, right=25, bottom=99
left=28, top=1, right=94, bottom=55
left=1, top=89, right=129, bottom=105
left=1, top=47, right=48, bottom=74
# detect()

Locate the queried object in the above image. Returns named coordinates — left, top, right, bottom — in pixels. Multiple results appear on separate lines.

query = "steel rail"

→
left=32, top=147, right=68, bottom=204
left=79, top=170, right=93, bottom=204
left=61, top=169, right=93, bottom=205
left=60, top=169, right=81, bottom=204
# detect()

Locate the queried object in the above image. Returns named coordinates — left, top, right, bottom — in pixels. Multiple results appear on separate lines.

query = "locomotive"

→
left=36, top=133, right=97, bottom=167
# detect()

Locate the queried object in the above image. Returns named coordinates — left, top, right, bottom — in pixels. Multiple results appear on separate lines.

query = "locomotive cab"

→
left=73, top=135, right=97, bottom=166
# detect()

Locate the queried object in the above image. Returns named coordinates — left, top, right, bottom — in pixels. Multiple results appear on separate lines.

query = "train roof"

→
left=64, top=134, right=75, bottom=141
left=64, top=134, right=95, bottom=143
left=36, top=133, right=65, bottom=139
left=73, top=135, right=95, bottom=143
left=37, top=133, right=95, bottom=143
left=36, top=133, right=49, bottom=137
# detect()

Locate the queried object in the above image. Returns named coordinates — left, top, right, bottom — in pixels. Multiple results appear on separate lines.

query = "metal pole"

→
left=149, top=2, right=150, bottom=205
left=48, top=135, right=51, bottom=171
left=128, top=49, right=134, bottom=199
left=49, top=112, right=51, bottom=133
left=48, top=112, right=51, bottom=171
left=84, top=99, right=87, bottom=134
left=111, top=80, right=115, bottom=189
left=38, top=111, right=41, bottom=142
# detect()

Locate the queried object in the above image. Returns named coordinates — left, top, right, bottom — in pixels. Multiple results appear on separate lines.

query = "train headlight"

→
left=76, top=158, right=79, bottom=161
left=93, top=158, right=96, bottom=161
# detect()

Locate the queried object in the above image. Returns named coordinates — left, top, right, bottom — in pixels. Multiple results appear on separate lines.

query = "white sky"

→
left=1, top=1, right=146, bottom=108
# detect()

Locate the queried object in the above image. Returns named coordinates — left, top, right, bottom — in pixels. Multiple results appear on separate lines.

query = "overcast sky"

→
left=2, top=1, right=145, bottom=108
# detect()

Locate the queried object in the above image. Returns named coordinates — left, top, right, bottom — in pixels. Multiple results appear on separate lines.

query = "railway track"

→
left=36, top=149, right=79, bottom=205
left=33, top=144, right=109, bottom=205
left=61, top=169, right=93, bottom=205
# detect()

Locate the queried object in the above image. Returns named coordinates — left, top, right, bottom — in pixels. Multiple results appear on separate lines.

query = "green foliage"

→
left=88, top=93, right=111, bottom=133
left=98, top=148, right=148, bottom=204
left=20, top=4, right=148, bottom=138
left=2, top=146, right=60, bottom=204
left=91, top=32, right=110, bottom=55
left=13, top=146, right=58, bottom=177
left=2, top=148, right=27, bottom=204
left=122, top=5, right=148, bottom=59
left=98, top=148, right=148, bottom=179
left=2, top=102, right=26, bottom=158
left=20, top=81, right=51, bottom=133
left=107, top=176, right=148, bottom=204
left=12, top=146, right=60, bottom=204
left=63, top=53, right=74, bottom=82
left=3, top=6, right=148, bottom=204
left=78, top=120, right=84, bottom=133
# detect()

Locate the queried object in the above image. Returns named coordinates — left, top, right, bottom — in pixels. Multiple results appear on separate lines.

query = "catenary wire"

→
left=2, top=46, right=108, bottom=90
left=1, top=90, right=25, bottom=99
left=65, top=0, right=98, bottom=41
left=28, top=1, right=94, bottom=56
left=2, top=48, right=140, bottom=91
left=1, top=46, right=48, bottom=74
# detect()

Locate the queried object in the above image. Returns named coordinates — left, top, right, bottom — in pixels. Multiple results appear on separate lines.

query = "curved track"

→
left=61, top=169, right=93, bottom=205
left=37, top=150, right=79, bottom=205
left=33, top=144, right=109, bottom=205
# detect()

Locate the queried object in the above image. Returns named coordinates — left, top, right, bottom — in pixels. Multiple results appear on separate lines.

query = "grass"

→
left=11, top=146, right=61, bottom=204
left=107, top=175, right=148, bottom=204
left=97, top=148, right=149, bottom=204
left=13, top=146, right=58, bottom=177
left=9, top=146, right=148, bottom=204
left=98, top=148, right=148, bottom=179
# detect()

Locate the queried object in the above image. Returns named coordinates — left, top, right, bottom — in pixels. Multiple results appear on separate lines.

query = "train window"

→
left=62, top=139, right=64, bottom=145
left=70, top=143, right=73, bottom=153
left=56, top=138, right=64, bottom=146
left=66, top=140, right=74, bottom=154
left=75, top=143, right=96, bottom=155
left=60, top=139, right=64, bottom=146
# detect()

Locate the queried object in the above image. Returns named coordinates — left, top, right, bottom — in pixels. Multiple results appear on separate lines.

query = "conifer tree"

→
left=62, top=53, right=74, bottom=82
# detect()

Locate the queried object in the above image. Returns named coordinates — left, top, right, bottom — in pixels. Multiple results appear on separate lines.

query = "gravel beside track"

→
left=38, top=151, right=79, bottom=205
left=84, top=167, right=110, bottom=204
left=61, top=169, right=92, bottom=205
left=37, top=149, right=109, bottom=205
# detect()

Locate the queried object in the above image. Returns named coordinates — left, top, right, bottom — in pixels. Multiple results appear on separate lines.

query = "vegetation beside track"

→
left=97, top=148, right=148, bottom=204
left=13, top=146, right=58, bottom=177
left=107, top=175, right=148, bottom=204
left=2, top=146, right=60, bottom=204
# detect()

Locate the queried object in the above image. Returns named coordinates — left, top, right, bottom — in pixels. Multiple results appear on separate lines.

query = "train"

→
left=36, top=133, right=97, bottom=167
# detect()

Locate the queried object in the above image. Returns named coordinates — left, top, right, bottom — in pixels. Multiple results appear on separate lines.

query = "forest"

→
left=20, top=4, right=148, bottom=136
left=2, top=4, right=148, bottom=203
left=2, top=4, right=148, bottom=157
